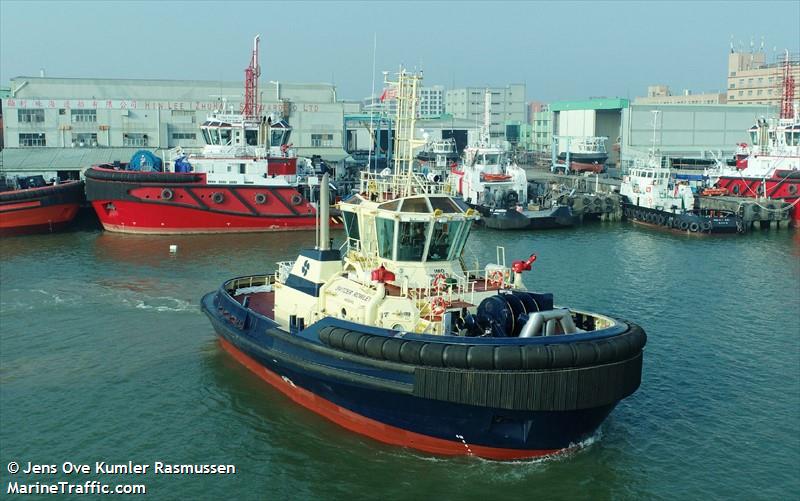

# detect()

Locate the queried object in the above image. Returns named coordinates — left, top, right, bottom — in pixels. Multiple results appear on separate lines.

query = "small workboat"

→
left=0, top=175, right=85, bottom=236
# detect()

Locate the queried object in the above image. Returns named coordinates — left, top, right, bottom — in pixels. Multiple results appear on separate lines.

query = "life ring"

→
left=211, top=192, right=224, bottom=204
left=430, top=297, right=447, bottom=316
left=679, top=220, right=689, bottom=231
left=488, top=270, right=505, bottom=288
left=787, top=184, right=798, bottom=195
left=689, top=222, right=700, bottom=232
left=161, top=188, right=173, bottom=200
left=291, top=193, right=303, bottom=205
left=432, top=273, right=448, bottom=292
left=254, top=193, right=267, bottom=204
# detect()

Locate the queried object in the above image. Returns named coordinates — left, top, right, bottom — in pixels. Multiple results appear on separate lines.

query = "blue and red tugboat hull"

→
left=202, top=289, right=645, bottom=460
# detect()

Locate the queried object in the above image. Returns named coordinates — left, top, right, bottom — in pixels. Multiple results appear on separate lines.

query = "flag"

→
left=379, top=87, right=397, bottom=102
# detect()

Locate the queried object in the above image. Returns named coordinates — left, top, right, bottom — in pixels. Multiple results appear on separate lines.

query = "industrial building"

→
left=620, top=102, right=772, bottom=162
left=727, top=48, right=799, bottom=106
left=634, top=85, right=727, bottom=105
left=546, top=98, right=771, bottom=170
left=445, top=84, right=526, bottom=142
left=1, top=76, right=359, bottom=176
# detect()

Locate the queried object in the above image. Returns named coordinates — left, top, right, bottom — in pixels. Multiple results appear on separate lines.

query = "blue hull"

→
left=201, top=287, right=645, bottom=459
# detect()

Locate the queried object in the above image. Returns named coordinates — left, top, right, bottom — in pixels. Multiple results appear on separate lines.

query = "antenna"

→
left=650, top=110, right=661, bottom=156
left=367, top=33, right=377, bottom=173
left=242, top=35, right=261, bottom=118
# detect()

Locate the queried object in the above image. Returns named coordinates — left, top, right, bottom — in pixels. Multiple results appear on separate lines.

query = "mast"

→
left=242, top=35, right=261, bottom=119
left=780, top=49, right=795, bottom=120
left=385, top=68, right=424, bottom=178
left=481, top=88, right=491, bottom=147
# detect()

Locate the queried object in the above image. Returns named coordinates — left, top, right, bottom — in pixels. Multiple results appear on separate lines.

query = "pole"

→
left=319, top=173, right=330, bottom=250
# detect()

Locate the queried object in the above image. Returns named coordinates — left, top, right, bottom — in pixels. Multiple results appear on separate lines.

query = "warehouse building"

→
left=1, top=76, right=358, bottom=176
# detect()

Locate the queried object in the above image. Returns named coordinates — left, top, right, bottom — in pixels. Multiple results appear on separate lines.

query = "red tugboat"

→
left=85, top=35, right=336, bottom=234
left=0, top=175, right=84, bottom=236
left=709, top=51, right=800, bottom=227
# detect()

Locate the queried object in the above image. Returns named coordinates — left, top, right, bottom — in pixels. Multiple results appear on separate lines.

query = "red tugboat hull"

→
left=85, top=167, right=339, bottom=234
left=0, top=181, right=84, bottom=236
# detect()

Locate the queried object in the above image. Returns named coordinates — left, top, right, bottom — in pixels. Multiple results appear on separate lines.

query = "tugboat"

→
left=201, top=70, right=646, bottom=460
left=620, top=154, right=742, bottom=234
left=416, top=137, right=459, bottom=182
left=706, top=56, right=800, bottom=228
left=449, top=90, right=577, bottom=230
left=85, top=36, right=334, bottom=234
left=0, top=175, right=85, bottom=236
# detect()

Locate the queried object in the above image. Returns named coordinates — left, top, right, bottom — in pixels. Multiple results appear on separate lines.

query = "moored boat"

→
left=449, top=90, right=577, bottom=230
left=0, top=175, right=85, bottom=236
left=555, top=136, right=608, bottom=174
left=84, top=36, right=336, bottom=235
left=620, top=154, right=742, bottom=234
left=708, top=52, right=799, bottom=227
left=201, top=70, right=646, bottom=460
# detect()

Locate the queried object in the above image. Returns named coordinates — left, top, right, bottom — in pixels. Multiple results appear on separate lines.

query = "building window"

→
left=72, top=132, right=97, bottom=147
left=730, top=83, right=736, bottom=88
left=738, top=90, right=744, bottom=96
left=757, top=89, right=763, bottom=96
left=19, top=133, right=46, bottom=146
left=747, top=90, right=753, bottom=96
left=71, top=109, right=97, bottom=123
left=18, top=109, right=45, bottom=123
left=311, top=133, right=333, bottom=147
left=171, top=132, right=196, bottom=140
left=123, top=133, right=149, bottom=146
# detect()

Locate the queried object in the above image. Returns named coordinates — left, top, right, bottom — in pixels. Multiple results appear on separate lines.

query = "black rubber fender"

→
left=84, top=167, right=202, bottom=184
left=318, top=322, right=647, bottom=371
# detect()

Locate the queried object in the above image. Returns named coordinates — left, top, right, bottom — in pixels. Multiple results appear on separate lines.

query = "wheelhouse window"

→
left=427, top=220, right=466, bottom=261
left=172, top=132, right=196, bottom=140
left=19, top=133, right=46, bottom=147
left=18, top=109, right=44, bottom=123
left=397, top=221, right=429, bottom=261
left=376, top=217, right=395, bottom=259
left=220, top=128, right=232, bottom=145
left=71, top=109, right=96, bottom=123
left=343, top=211, right=360, bottom=242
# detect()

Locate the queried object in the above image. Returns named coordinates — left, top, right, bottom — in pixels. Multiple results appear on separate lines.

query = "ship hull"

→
left=0, top=181, right=84, bottom=236
left=201, top=288, right=645, bottom=460
left=85, top=167, right=334, bottom=234
left=483, top=205, right=579, bottom=230
left=715, top=171, right=800, bottom=227
left=622, top=202, right=742, bottom=234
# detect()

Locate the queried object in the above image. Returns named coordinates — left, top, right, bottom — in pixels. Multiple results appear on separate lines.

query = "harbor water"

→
left=1, top=220, right=798, bottom=499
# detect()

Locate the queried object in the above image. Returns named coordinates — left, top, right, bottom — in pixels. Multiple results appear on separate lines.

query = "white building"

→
left=361, top=85, right=444, bottom=118
left=1, top=76, right=359, bottom=175
left=445, top=84, right=526, bottom=141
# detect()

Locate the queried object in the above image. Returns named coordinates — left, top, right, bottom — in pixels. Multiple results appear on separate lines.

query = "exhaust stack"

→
left=319, top=173, right=330, bottom=250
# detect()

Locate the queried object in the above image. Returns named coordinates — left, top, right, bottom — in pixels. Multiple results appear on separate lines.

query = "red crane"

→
left=780, top=50, right=795, bottom=119
left=242, top=35, right=261, bottom=118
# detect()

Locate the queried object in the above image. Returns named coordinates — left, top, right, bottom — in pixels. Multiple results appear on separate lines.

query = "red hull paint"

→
left=716, top=176, right=800, bottom=226
left=91, top=200, right=322, bottom=234
left=218, top=337, right=561, bottom=460
left=0, top=203, right=81, bottom=234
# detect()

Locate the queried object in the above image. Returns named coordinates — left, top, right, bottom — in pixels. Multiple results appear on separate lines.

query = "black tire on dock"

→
left=680, top=221, right=689, bottom=230
left=689, top=222, right=700, bottom=232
